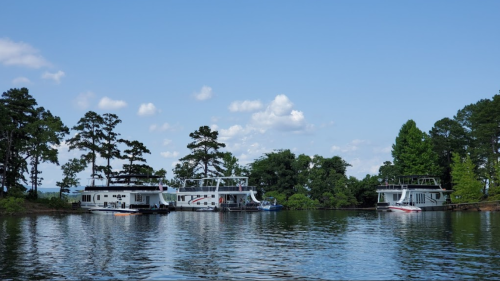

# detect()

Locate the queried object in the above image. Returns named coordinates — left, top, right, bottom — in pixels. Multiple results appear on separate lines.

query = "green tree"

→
left=27, top=107, right=69, bottom=198
left=66, top=111, right=104, bottom=182
left=450, top=153, right=483, bottom=203
left=179, top=126, right=226, bottom=178
left=170, top=161, right=197, bottom=188
left=56, top=158, right=87, bottom=199
left=378, top=161, right=399, bottom=183
left=392, top=119, right=439, bottom=175
left=429, top=117, right=468, bottom=190
left=293, top=154, right=312, bottom=193
left=222, top=152, right=244, bottom=176
left=308, top=155, right=351, bottom=203
left=0, top=88, right=38, bottom=197
left=249, top=149, right=298, bottom=199
left=455, top=95, right=500, bottom=192
left=99, top=113, right=123, bottom=185
left=121, top=140, right=151, bottom=177
left=349, top=175, right=378, bottom=208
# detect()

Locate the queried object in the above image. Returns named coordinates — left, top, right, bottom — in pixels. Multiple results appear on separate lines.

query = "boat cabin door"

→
left=146, top=196, right=150, bottom=205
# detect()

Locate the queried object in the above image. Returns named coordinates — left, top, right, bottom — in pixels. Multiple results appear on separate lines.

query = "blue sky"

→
left=1, top=1, right=499, bottom=190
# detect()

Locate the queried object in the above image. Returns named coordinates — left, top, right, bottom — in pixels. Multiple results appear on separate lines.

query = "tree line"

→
left=1, top=87, right=499, bottom=208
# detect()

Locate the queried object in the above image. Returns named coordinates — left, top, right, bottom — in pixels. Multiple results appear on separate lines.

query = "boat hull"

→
left=88, top=207, right=139, bottom=215
left=259, top=205, right=283, bottom=211
left=388, top=206, right=422, bottom=213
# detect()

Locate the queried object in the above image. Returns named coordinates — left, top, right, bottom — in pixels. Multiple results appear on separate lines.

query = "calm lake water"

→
left=1, top=210, right=499, bottom=280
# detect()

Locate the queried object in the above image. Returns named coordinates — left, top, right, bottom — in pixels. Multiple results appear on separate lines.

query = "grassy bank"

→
left=0, top=197, right=86, bottom=216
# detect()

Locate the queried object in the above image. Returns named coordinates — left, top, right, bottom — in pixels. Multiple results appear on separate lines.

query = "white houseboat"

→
left=376, top=175, right=452, bottom=211
left=80, top=174, right=170, bottom=215
left=175, top=176, right=260, bottom=211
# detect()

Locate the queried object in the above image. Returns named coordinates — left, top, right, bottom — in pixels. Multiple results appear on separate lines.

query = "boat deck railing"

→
left=179, top=186, right=256, bottom=192
left=377, top=184, right=443, bottom=190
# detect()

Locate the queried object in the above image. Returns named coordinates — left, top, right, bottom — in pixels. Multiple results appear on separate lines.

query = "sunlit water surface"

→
left=1, top=210, right=499, bottom=280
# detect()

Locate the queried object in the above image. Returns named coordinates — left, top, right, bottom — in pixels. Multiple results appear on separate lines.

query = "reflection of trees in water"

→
left=0, top=217, right=23, bottom=278
left=383, top=211, right=500, bottom=280
left=171, top=212, right=225, bottom=278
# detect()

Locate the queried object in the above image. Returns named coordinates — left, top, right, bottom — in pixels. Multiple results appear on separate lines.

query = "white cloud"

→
left=193, top=86, right=213, bottom=101
left=74, top=91, right=95, bottom=110
left=160, top=151, right=179, bottom=158
left=330, top=139, right=369, bottom=153
left=138, top=103, right=158, bottom=116
left=150, top=122, right=172, bottom=132
left=42, top=70, right=65, bottom=83
left=346, top=157, right=383, bottom=179
left=163, top=139, right=172, bottom=146
left=219, top=125, right=245, bottom=141
left=12, top=77, right=30, bottom=84
left=0, top=38, right=51, bottom=68
left=228, top=100, right=263, bottom=112
left=250, top=94, right=309, bottom=132
left=98, top=96, right=127, bottom=110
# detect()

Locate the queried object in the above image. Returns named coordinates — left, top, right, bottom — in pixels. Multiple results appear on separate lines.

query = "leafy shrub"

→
left=0, top=197, right=26, bottom=214
left=286, top=194, right=318, bottom=210
left=47, top=197, right=69, bottom=209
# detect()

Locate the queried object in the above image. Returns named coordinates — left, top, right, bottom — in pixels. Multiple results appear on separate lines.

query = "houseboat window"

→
left=436, top=193, right=441, bottom=199
left=122, top=195, right=126, bottom=198
left=97, top=195, right=100, bottom=200
left=104, top=195, right=108, bottom=197
left=135, top=194, right=143, bottom=202
left=197, top=202, right=200, bottom=205
left=82, top=195, right=91, bottom=202
left=204, top=202, right=207, bottom=205
left=113, top=195, right=116, bottom=197
left=212, top=202, right=215, bottom=205
left=204, top=195, right=207, bottom=198
left=181, top=196, right=185, bottom=201
left=211, top=195, right=215, bottom=198
left=197, top=195, right=200, bottom=198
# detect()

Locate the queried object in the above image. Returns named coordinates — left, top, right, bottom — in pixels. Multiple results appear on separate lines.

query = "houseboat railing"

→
left=179, top=186, right=256, bottom=192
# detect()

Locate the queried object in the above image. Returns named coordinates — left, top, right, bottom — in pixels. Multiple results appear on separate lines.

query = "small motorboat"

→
left=389, top=204, right=422, bottom=213
left=259, top=197, right=283, bottom=211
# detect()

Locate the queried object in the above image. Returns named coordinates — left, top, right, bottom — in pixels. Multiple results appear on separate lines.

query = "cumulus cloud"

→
left=163, top=139, right=172, bottom=146
left=98, top=96, right=127, bottom=110
left=219, top=125, right=245, bottom=141
left=250, top=94, right=309, bottom=132
left=149, top=123, right=172, bottom=132
left=42, top=70, right=65, bottom=83
left=138, top=103, right=158, bottom=116
left=0, top=38, right=51, bottom=68
left=12, top=77, right=30, bottom=84
left=228, top=100, right=263, bottom=112
left=193, top=86, right=213, bottom=101
left=160, top=151, right=179, bottom=158
left=74, top=91, right=95, bottom=110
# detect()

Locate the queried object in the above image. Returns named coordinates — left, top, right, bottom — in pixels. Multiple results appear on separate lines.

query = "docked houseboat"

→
left=175, top=176, right=260, bottom=211
left=376, top=175, right=452, bottom=211
left=80, top=174, right=170, bottom=215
